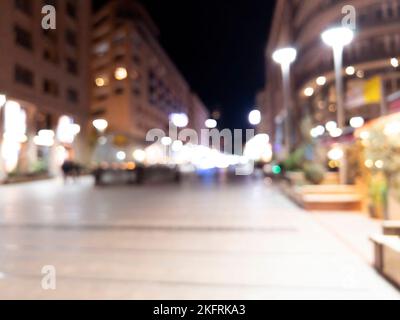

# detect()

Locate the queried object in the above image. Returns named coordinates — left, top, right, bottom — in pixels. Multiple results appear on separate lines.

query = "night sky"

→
left=94, top=0, right=275, bottom=130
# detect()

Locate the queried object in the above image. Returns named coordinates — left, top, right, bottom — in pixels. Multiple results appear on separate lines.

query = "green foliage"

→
left=369, top=172, right=388, bottom=209
left=282, top=147, right=305, bottom=171
left=362, top=114, right=400, bottom=203
left=303, top=163, right=325, bottom=185
left=31, top=160, right=47, bottom=174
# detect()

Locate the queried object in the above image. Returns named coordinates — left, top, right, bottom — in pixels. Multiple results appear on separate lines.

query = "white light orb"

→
left=349, top=116, right=364, bottom=128
left=248, top=110, right=261, bottom=126
left=205, top=119, right=217, bottom=129
left=329, top=128, right=343, bottom=138
left=161, top=137, right=172, bottom=146
left=272, top=47, right=297, bottom=66
left=133, top=149, right=146, bottom=163
left=114, top=67, right=128, bottom=80
left=321, top=27, right=354, bottom=48
left=170, top=113, right=189, bottom=128
left=304, top=87, right=314, bottom=97
left=171, top=140, right=183, bottom=152
left=345, top=66, right=355, bottom=75
left=116, top=151, right=126, bottom=161
left=375, top=160, right=384, bottom=169
left=316, top=76, right=326, bottom=86
left=391, top=58, right=399, bottom=68
left=325, top=121, right=337, bottom=132
left=92, top=119, right=108, bottom=133
left=328, top=147, right=344, bottom=161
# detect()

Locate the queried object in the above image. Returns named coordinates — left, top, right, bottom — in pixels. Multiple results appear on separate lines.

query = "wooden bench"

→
left=370, top=234, right=400, bottom=288
left=296, top=185, right=363, bottom=211
left=383, top=221, right=400, bottom=236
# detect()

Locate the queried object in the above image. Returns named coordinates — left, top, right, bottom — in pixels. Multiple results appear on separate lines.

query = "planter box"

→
left=371, top=234, right=400, bottom=288
left=286, top=171, right=339, bottom=186
left=281, top=182, right=364, bottom=211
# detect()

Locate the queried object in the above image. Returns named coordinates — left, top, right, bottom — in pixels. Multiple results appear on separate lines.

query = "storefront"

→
left=0, top=98, right=82, bottom=182
left=355, top=96, right=400, bottom=220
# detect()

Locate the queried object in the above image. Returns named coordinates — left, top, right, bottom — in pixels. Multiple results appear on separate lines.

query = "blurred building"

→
left=262, top=0, right=400, bottom=151
left=189, top=94, right=209, bottom=136
left=91, top=0, right=208, bottom=157
left=0, top=0, right=91, bottom=179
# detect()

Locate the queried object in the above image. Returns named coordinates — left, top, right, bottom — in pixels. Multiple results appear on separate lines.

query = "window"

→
left=67, top=88, right=79, bottom=103
left=43, top=28, right=58, bottom=43
left=94, top=15, right=109, bottom=29
left=96, top=94, right=108, bottom=102
left=66, top=1, right=77, bottom=19
left=133, top=54, right=141, bottom=64
left=114, top=87, right=124, bottom=95
left=15, top=0, right=32, bottom=15
left=114, top=54, right=125, bottom=62
left=43, top=0, right=57, bottom=8
left=15, top=65, right=34, bottom=87
left=14, top=25, right=33, bottom=50
left=66, top=58, right=78, bottom=75
left=132, top=87, right=141, bottom=96
left=65, top=29, right=77, bottom=47
left=43, top=48, right=59, bottom=64
left=43, top=79, right=59, bottom=96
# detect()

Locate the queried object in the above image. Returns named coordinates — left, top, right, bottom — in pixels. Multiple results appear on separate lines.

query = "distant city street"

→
left=0, top=175, right=398, bottom=300
left=1, top=0, right=400, bottom=302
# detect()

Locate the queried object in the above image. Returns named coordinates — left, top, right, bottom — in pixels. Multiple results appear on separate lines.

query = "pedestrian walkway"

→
left=0, top=177, right=398, bottom=299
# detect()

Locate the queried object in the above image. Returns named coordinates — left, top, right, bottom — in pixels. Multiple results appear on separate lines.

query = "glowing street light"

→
left=322, top=27, right=354, bottom=184
left=345, top=66, right=355, bottom=75
left=272, top=47, right=297, bottom=152
left=316, top=76, right=326, bottom=86
left=248, top=109, right=261, bottom=126
left=92, top=119, right=108, bottom=133
left=205, top=119, right=217, bottom=129
left=116, top=151, right=126, bottom=161
left=304, top=87, right=314, bottom=97
left=171, top=140, right=184, bottom=152
left=170, top=113, right=189, bottom=128
left=0, top=94, right=6, bottom=108
left=349, top=116, right=364, bottom=128
left=114, top=67, right=128, bottom=80
left=161, top=137, right=172, bottom=146
left=391, top=58, right=399, bottom=68
left=133, top=149, right=146, bottom=163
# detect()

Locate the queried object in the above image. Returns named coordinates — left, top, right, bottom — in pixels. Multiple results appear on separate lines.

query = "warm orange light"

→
left=95, top=77, right=106, bottom=87
left=127, top=162, right=136, bottom=170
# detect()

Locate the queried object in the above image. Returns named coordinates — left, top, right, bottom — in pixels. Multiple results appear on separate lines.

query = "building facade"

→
left=91, top=0, right=208, bottom=159
left=262, top=0, right=400, bottom=152
left=0, top=0, right=91, bottom=179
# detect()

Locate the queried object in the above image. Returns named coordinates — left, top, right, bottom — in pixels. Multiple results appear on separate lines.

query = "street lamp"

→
left=272, top=47, right=297, bottom=152
left=92, top=119, right=108, bottom=133
left=248, top=110, right=261, bottom=126
left=170, top=113, right=189, bottom=128
left=205, top=119, right=217, bottom=129
left=322, top=26, right=354, bottom=184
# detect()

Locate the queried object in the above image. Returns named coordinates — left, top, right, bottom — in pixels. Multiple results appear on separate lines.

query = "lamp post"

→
left=272, top=47, right=297, bottom=153
left=322, top=27, right=354, bottom=184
